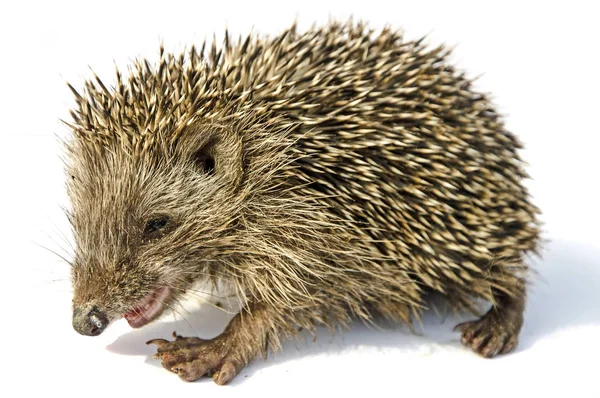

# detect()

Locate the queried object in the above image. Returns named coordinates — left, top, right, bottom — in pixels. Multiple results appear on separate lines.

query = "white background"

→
left=1, top=1, right=599, bottom=396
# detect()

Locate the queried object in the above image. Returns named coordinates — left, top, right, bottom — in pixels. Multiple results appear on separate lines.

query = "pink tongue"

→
left=124, top=306, right=148, bottom=325
left=123, top=287, right=170, bottom=328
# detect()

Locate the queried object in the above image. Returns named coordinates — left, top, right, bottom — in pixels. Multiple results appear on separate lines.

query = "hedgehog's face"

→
left=68, top=125, right=246, bottom=336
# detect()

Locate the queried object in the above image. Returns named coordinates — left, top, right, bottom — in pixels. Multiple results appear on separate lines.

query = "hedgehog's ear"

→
left=179, top=124, right=244, bottom=188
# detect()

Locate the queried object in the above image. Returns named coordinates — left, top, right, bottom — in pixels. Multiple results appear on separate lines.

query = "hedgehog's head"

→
left=66, top=121, right=250, bottom=336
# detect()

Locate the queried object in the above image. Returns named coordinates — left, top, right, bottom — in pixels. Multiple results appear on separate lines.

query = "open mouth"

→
left=123, top=286, right=172, bottom=328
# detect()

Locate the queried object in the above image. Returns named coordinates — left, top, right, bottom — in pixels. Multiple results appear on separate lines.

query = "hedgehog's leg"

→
left=454, top=282, right=525, bottom=358
left=147, top=303, right=273, bottom=385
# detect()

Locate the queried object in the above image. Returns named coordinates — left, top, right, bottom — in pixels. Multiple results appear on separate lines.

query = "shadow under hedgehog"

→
left=65, top=20, right=541, bottom=385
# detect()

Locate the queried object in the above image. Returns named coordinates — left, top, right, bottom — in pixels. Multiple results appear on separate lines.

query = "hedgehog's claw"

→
left=455, top=308, right=521, bottom=358
left=148, top=332, right=242, bottom=384
left=146, top=338, right=169, bottom=348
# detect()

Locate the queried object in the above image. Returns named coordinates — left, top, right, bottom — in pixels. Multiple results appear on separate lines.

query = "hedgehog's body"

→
left=67, top=21, right=540, bottom=384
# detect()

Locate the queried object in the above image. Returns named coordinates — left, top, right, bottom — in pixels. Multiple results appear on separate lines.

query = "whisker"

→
left=132, top=307, right=150, bottom=325
left=180, top=292, right=240, bottom=315
left=44, top=278, right=69, bottom=283
left=48, top=218, right=76, bottom=253
left=42, top=231, right=73, bottom=261
left=165, top=283, right=238, bottom=301
left=156, top=298, right=201, bottom=337
left=32, top=241, right=73, bottom=266
left=163, top=284, right=240, bottom=315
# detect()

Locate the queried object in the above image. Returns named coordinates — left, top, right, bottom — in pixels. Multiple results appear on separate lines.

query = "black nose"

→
left=72, top=306, right=109, bottom=336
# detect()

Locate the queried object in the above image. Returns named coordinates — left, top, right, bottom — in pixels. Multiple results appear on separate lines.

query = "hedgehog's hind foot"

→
left=454, top=293, right=524, bottom=358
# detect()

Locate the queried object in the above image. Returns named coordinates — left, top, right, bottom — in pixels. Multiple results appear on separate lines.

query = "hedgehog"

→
left=65, top=19, right=541, bottom=385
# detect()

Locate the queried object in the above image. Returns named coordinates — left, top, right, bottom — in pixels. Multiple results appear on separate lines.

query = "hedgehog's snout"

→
left=72, top=305, right=109, bottom=336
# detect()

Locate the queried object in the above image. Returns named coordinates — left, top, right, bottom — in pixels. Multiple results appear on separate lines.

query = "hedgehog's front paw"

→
left=147, top=331, right=243, bottom=385
left=454, top=308, right=522, bottom=358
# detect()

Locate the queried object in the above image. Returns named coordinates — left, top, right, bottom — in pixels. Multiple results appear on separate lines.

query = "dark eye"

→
left=144, top=216, right=170, bottom=236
